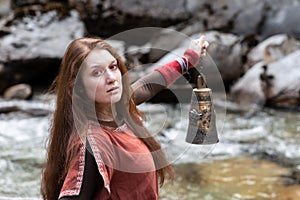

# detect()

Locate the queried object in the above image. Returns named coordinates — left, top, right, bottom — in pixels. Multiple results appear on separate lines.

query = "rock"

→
left=23, top=107, right=51, bottom=116
left=202, top=31, right=248, bottom=88
left=246, top=34, right=300, bottom=69
left=3, top=83, right=32, bottom=100
left=69, top=0, right=190, bottom=38
left=231, top=0, right=265, bottom=36
left=260, top=65, right=275, bottom=101
left=147, top=31, right=248, bottom=90
left=195, top=0, right=244, bottom=30
left=180, top=18, right=206, bottom=37
left=185, top=0, right=300, bottom=40
left=0, top=3, right=85, bottom=93
left=0, top=99, right=54, bottom=115
left=230, top=50, right=300, bottom=108
left=0, top=0, right=11, bottom=17
left=126, top=43, right=151, bottom=72
left=106, top=39, right=126, bottom=61
left=0, top=58, right=61, bottom=94
left=147, top=28, right=190, bottom=62
left=229, top=62, right=265, bottom=106
left=0, top=4, right=85, bottom=61
left=187, top=0, right=264, bottom=33
left=10, top=0, right=51, bottom=8
left=0, top=104, right=19, bottom=113
left=262, top=1, right=300, bottom=40
left=110, top=0, right=188, bottom=20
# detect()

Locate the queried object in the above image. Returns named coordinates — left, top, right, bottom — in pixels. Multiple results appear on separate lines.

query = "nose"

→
left=105, top=69, right=117, bottom=84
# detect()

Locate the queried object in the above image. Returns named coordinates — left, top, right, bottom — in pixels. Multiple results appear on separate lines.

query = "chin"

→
left=95, top=91, right=122, bottom=104
left=110, top=95, right=122, bottom=104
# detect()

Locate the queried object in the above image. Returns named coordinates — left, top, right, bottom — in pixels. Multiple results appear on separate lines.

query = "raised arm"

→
left=132, top=35, right=209, bottom=105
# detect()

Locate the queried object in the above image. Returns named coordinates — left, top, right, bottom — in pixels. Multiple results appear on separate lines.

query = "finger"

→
left=202, top=41, right=209, bottom=49
left=199, top=35, right=205, bottom=43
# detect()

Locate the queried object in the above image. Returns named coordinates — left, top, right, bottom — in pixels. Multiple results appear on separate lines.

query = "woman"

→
left=41, top=35, right=209, bottom=200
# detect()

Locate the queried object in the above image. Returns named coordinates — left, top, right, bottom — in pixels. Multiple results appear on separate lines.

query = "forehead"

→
left=83, top=48, right=116, bottom=68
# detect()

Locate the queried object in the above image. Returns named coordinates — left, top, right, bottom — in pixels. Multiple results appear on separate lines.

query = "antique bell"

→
left=185, top=73, right=219, bottom=144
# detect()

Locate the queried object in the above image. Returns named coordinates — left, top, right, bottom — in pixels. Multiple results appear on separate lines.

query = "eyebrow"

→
left=89, top=59, right=117, bottom=69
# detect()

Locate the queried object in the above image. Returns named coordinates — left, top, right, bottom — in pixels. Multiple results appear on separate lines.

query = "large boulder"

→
left=3, top=83, right=32, bottom=100
left=189, top=0, right=264, bottom=33
left=230, top=50, right=300, bottom=108
left=262, top=0, right=300, bottom=40
left=0, top=4, right=85, bottom=61
left=9, top=0, right=300, bottom=41
left=146, top=31, right=248, bottom=90
left=69, top=0, right=190, bottom=38
left=185, top=0, right=300, bottom=40
left=202, top=31, right=247, bottom=89
left=0, top=0, right=11, bottom=17
left=246, top=34, right=300, bottom=69
left=0, top=3, right=85, bottom=93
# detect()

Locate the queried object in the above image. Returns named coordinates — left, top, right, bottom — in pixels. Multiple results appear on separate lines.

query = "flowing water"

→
left=0, top=95, right=299, bottom=199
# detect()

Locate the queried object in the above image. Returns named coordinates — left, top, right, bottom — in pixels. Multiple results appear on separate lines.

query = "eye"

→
left=109, top=64, right=118, bottom=70
left=92, top=69, right=105, bottom=77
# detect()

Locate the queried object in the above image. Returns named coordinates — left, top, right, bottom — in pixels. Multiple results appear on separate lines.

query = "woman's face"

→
left=81, top=49, right=123, bottom=105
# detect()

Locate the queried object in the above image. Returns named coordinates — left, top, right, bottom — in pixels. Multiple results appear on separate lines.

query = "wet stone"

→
left=3, top=83, right=32, bottom=100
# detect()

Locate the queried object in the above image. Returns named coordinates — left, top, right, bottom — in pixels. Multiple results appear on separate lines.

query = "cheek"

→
left=118, top=71, right=123, bottom=85
left=118, top=73, right=123, bottom=94
left=83, top=79, right=104, bottom=100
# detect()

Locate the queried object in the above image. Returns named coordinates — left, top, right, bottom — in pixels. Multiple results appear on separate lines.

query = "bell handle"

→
left=197, top=72, right=207, bottom=89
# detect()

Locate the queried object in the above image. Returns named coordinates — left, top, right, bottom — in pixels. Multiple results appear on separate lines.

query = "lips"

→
left=106, top=87, right=119, bottom=93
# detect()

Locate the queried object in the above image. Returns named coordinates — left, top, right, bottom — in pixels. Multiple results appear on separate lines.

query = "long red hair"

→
left=41, top=38, right=173, bottom=200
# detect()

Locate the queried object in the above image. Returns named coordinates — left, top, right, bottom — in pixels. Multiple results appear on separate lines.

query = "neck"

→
left=96, top=103, right=117, bottom=121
